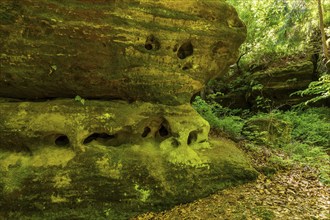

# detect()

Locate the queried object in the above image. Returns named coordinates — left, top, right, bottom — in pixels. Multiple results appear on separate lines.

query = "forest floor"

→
left=132, top=136, right=330, bottom=220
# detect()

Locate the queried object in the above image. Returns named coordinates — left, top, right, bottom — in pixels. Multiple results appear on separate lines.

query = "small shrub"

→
left=192, top=96, right=244, bottom=138
left=275, top=108, right=330, bottom=149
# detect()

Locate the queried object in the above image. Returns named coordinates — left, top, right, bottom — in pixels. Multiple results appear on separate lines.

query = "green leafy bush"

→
left=193, top=95, right=329, bottom=183
left=275, top=107, right=330, bottom=149
left=226, top=0, right=319, bottom=66
left=292, top=74, right=330, bottom=105
left=192, top=96, right=244, bottom=137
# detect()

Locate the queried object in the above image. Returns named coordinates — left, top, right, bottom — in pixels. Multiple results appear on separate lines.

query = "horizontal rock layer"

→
left=0, top=99, right=258, bottom=219
left=0, top=0, right=246, bottom=104
left=214, top=61, right=319, bottom=109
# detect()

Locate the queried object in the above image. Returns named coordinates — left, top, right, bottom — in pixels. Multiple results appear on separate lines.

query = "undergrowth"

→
left=192, top=96, right=330, bottom=184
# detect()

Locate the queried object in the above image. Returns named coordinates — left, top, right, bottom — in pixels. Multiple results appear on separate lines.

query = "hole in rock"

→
left=173, top=44, right=179, bottom=52
left=159, top=125, right=169, bottom=137
left=55, top=135, right=70, bottom=146
left=155, top=118, right=172, bottom=142
left=171, top=139, right=180, bottom=148
left=141, top=127, right=151, bottom=138
left=182, top=62, right=193, bottom=71
left=83, top=133, right=115, bottom=145
left=145, top=43, right=153, bottom=50
left=187, top=130, right=199, bottom=145
left=145, top=34, right=160, bottom=51
left=177, top=41, right=193, bottom=59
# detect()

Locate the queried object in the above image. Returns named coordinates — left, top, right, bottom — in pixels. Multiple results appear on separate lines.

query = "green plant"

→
left=226, top=0, right=320, bottom=66
left=275, top=107, right=330, bottom=149
left=192, top=96, right=245, bottom=138
left=292, top=74, right=330, bottom=105
left=252, top=207, right=275, bottom=220
left=74, top=95, right=85, bottom=105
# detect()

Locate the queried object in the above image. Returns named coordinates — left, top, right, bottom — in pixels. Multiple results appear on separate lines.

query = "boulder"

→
left=0, top=0, right=256, bottom=219
left=0, top=100, right=258, bottom=219
left=0, top=0, right=246, bottom=105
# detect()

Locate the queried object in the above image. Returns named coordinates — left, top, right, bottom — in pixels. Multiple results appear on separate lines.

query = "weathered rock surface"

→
left=0, top=99, right=211, bottom=152
left=0, top=0, right=255, bottom=219
left=246, top=61, right=316, bottom=109
left=212, top=61, right=318, bottom=110
left=0, top=0, right=245, bottom=105
left=0, top=100, right=258, bottom=219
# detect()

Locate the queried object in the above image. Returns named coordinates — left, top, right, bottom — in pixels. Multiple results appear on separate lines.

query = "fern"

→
left=292, top=74, right=330, bottom=105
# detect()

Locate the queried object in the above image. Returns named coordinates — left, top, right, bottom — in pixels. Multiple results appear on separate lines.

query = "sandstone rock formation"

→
left=0, top=0, right=246, bottom=105
left=212, top=61, right=319, bottom=110
left=0, top=100, right=257, bottom=219
left=0, top=0, right=257, bottom=219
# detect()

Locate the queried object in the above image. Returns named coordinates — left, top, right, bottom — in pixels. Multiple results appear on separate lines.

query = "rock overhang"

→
left=0, top=1, right=255, bottom=219
left=0, top=0, right=246, bottom=105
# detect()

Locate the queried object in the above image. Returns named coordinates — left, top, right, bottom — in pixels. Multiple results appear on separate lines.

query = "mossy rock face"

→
left=0, top=0, right=245, bottom=105
left=214, top=61, right=316, bottom=110
left=0, top=100, right=258, bottom=219
left=0, top=0, right=254, bottom=218
left=247, top=61, right=315, bottom=108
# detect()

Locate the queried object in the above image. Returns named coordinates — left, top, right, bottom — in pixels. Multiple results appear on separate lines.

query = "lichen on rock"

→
left=0, top=0, right=246, bottom=105
left=0, top=0, right=256, bottom=219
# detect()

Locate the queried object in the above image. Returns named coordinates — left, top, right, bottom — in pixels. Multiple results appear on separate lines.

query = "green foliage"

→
left=253, top=108, right=330, bottom=183
left=282, top=143, right=330, bottom=184
left=192, top=96, right=244, bottom=137
left=226, top=0, right=320, bottom=66
left=252, top=207, right=275, bottom=220
left=292, top=74, right=330, bottom=105
left=74, top=95, right=85, bottom=105
left=193, top=94, right=329, bottom=183
left=276, top=107, right=330, bottom=148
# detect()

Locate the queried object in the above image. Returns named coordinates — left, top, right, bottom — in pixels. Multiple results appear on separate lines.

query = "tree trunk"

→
left=317, top=0, right=329, bottom=61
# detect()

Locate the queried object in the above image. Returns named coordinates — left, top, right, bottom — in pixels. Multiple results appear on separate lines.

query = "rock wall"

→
left=212, top=61, right=320, bottom=110
left=0, top=0, right=246, bottom=105
left=0, top=0, right=257, bottom=219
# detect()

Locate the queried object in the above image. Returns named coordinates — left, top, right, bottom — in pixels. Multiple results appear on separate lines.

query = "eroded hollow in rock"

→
left=159, top=124, right=169, bottom=137
left=182, top=62, right=193, bottom=71
left=177, top=41, right=193, bottom=59
left=55, top=135, right=70, bottom=147
left=141, top=127, right=151, bottom=138
left=187, top=130, right=199, bottom=145
left=171, top=138, right=180, bottom=148
left=83, top=133, right=116, bottom=145
left=155, top=119, right=172, bottom=142
left=145, top=34, right=160, bottom=51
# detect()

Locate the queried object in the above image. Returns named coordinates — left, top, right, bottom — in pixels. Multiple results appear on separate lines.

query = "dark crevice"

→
left=187, top=130, right=198, bottom=145
left=83, top=133, right=115, bottom=145
left=18, top=144, right=33, bottom=155
left=141, top=127, right=151, bottom=138
left=159, top=124, right=169, bottom=137
left=145, top=34, right=160, bottom=51
left=171, top=138, right=180, bottom=148
left=182, top=62, right=193, bottom=70
left=173, top=44, right=179, bottom=52
left=55, top=135, right=70, bottom=147
left=177, top=41, right=193, bottom=59
left=155, top=118, right=172, bottom=142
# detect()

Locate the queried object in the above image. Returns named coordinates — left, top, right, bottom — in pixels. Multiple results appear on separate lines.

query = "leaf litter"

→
left=132, top=138, right=330, bottom=220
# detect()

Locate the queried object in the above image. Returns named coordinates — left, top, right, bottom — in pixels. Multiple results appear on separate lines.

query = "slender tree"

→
left=317, top=0, right=329, bottom=61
